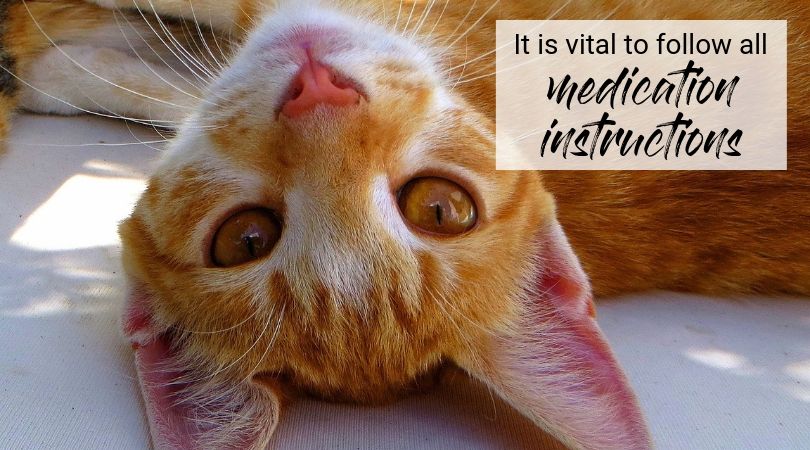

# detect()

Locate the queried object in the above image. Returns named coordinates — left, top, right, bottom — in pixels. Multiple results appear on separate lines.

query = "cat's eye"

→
left=397, top=177, right=477, bottom=235
left=211, top=209, right=281, bottom=267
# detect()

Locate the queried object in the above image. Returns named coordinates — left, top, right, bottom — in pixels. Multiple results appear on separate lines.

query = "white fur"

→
left=370, top=175, right=425, bottom=250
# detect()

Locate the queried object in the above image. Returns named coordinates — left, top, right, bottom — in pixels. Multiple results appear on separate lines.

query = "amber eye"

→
left=397, top=177, right=477, bottom=235
left=211, top=209, right=281, bottom=267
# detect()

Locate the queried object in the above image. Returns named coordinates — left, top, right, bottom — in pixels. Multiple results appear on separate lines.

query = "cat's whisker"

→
left=454, top=0, right=624, bottom=84
left=178, top=14, right=222, bottom=73
left=439, top=0, right=478, bottom=49
left=149, top=3, right=221, bottom=81
left=409, top=0, right=436, bottom=39
left=442, top=0, right=575, bottom=73
left=129, top=4, right=212, bottom=88
left=175, top=304, right=263, bottom=335
left=115, top=7, right=259, bottom=113
left=448, top=36, right=470, bottom=95
left=192, top=301, right=279, bottom=383
left=139, top=0, right=218, bottom=82
left=444, top=0, right=500, bottom=51
left=426, top=287, right=498, bottom=412
left=379, top=0, right=388, bottom=28
left=8, top=139, right=169, bottom=148
left=401, top=1, right=418, bottom=35
left=113, top=11, right=213, bottom=106
left=394, top=0, right=404, bottom=33
left=122, top=120, right=171, bottom=152
left=426, top=0, right=451, bottom=40
left=20, top=0, right=199, bottom=112
left=234, top=2, right=261, bottom=35
left=240, top=304, right=286, bottom=385
left=185, top=2, right=228, bottom=72
left=206, top=19, right=234, bottom=71
left=453, top=57, right=537, bottom=85
left=164, top=303, right=284, bottom=405
left=117, top=11, right=215, bottom=93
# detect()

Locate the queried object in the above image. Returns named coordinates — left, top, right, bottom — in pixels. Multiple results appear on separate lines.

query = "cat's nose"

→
left=281, top=52, right=360, bottom=118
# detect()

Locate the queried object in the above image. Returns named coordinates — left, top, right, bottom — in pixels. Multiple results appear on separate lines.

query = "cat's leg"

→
left=17, top=44, right=204, bottom=127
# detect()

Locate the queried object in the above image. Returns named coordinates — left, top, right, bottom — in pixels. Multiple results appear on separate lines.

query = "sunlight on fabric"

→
left=683, top=347, right=762, bottom=376
left=9, top=174, right=146, bottom=251
left=53, top=267, right=117, bottom=281
left=84, top=159, right=147, bottom=178
left=785, top=361, right=810, bottom=383
left=1, top=294, right=70, bottom=318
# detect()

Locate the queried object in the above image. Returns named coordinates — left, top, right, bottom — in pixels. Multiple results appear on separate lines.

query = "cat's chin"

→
left=287, top=364, right=448, bottom=406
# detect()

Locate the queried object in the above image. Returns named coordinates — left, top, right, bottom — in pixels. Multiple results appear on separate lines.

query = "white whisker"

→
left=394, top=0, right=404, bottom=32
left=143, top=0, right=218, bottom=80
left=130, top=1, right=213, bottom=85
left=455, top=0, right=622, bottom=84
left=440, top=0, right=477, bottom=48
left=113, top=10, right=211, bottom=105
left=449, top=36, right=469, bottom=94
left=401, top=1, right=418, bottom=34
left=20, top=0, right=197, bottom=112
left=186, top=2, right=228, bottom=72
left=427, top=0, right=451, bottom=39
left=445, top=0, right=500, bottom=50
left=410, top=0, right=436, bottom=39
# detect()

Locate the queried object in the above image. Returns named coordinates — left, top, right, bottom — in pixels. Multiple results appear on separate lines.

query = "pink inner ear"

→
left=537, top=221, right=596, bottom=318
left=122, top=284, right=157, bottom=345
left=459, top=220, right=652, bottom=450
left=122, top=284, right=206, bottom=449
left=135, top=336, right=199, bottom=450
left=122, top=283, right=280, bottom=450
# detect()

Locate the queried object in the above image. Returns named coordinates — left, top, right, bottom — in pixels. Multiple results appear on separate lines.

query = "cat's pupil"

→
left=211, top=209, right=281, bottom=267
left=397, top=177, right=476, bottom=235
left=244, top=234, right=259, bottom=257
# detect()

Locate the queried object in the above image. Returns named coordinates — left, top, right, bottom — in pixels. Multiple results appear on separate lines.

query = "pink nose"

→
left=281, top=54, right=360, bottom=118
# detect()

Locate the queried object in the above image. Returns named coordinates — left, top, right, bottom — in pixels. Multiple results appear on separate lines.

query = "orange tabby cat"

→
left=2, top=1, right=808, bottom=449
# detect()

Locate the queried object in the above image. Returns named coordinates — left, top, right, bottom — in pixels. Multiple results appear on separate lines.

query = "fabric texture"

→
left=1, top=114, right=808, bottom=449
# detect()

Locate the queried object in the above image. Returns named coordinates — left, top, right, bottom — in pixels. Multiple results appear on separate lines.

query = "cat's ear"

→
left=454, top=219, right=652, bottom=450
left=122, top=285, right=281, bottom=450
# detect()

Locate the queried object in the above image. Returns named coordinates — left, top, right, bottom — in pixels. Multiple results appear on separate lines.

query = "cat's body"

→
left=416, top=0, right=810, bottom=298
left=2, top=1, right=808, bottom=449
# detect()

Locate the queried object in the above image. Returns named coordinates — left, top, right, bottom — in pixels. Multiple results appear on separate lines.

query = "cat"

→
left=1, top=1, right=808, bottom=449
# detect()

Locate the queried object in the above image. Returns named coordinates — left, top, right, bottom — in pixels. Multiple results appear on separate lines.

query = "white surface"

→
left=1, top=114, right=809, bottom=449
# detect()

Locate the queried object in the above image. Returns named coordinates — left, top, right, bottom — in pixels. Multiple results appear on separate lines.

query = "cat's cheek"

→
left=453, top=220, right=653, bottom=450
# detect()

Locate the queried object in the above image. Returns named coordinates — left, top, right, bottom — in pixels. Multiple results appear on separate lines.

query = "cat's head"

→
left=119, top=4, right=650, bottom=449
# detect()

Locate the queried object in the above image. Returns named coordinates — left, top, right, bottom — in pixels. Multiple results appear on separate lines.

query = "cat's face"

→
left=120, top=4, right=650, bottom=449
